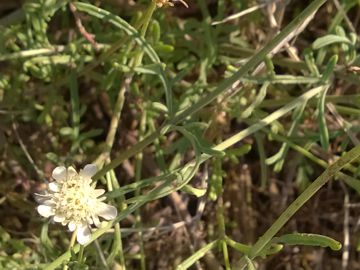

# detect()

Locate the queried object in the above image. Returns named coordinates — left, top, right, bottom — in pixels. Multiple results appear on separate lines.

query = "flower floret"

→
left=36, top=164, right=117, bottom=244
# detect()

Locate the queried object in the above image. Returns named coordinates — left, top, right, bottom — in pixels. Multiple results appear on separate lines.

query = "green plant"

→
left=1, top=0, right=360, bottom=269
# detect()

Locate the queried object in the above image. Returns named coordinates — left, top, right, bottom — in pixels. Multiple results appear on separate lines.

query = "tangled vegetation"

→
left=1, top=0, right=360, bottom=269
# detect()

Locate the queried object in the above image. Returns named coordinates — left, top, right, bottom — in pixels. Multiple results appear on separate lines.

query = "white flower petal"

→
left=94, top=189, right=105, bottom=198
left=80, top=164, right=97, bottom=179
left=87, top=217, right=93, bottom=225
left=95, top=202, right=117, bottom=220
left=42, top=199, right=55, bottom=206
left=37, top=205, right=55, bottom=218
left=67, top=166, right=77, bottom=180
left=77, top=224, right=91, bottom=245
left=53, top=215, right=65, bottom=223
left=98, top=196, right=106, bottom=202
left=34, top=193, right=51, bottom=204
left=92, top=215, right=101, bottom=227
left=68, top=222, right=77, bottom=232
left=34, top=193, right=52, bottom=204
left=48, top=182, right=59, bottom=192
left=52, top=166, right=66, bottom=182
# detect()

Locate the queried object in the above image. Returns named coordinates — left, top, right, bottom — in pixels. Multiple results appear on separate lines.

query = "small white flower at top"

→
left=36, top=164, right=117, bottom=245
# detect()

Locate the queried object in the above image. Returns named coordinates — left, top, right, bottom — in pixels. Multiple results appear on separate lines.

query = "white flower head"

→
left=36, top=164, right=117, bottom=245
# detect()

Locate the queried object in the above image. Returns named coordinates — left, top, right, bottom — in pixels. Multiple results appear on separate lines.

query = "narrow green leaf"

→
left=177, top=240, right=219, bottom=270
left=276, top=233, right=342, bottom=251
left=225, top=236, right=251, bottom=255
left=151, top=102, right=168, bottom=114
left=40, top=223, right=55, bottom=255
left=245, top=256, right=256, bottom=270
left=312, top=34, right=352, bottom=50
left=173, top=125, right=225, bottom=157
left=266, top=102, right=307, bottom=172
left=304, top=49, right=320, bottom=76
left=255, top=133, right=268, bottom=188
left=320, top=54, right=338, bottom=83
left=225, top=145, right=252, bottom=157
left=149, top=20, right=160, bottom=44
left=342, top=174, right=360, bottom=195
left=69, top=71, right=80, bottom=139
left=317, top=85, right=330, bottom=150
left=181, top=184, right=207, bottom=197
left=241, top=82, right=269, bottom=119
left=209, top=158, right=224, bottom=201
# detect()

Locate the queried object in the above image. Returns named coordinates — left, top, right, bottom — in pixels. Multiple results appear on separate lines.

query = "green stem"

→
left=78, top=246, right=84, bottom=263
left=217, top=197, right=231, bottom=269
left=222, top=240, right=231, bottom=270
left=95, top=76, right=129, bottom=167
left=106, top=171, right=126, bottom=269
left=234, top=144, right=360, bottom=269
left=133, top=1, right=157, bottom=66
left=63, top=230, right=77, bottom=270
left=134, top=112, right=147, bottom=270
left=94, top=0, right=156, bottom=167
left=69, top=230, right=77, bottom=246
left=224, top=236, right=251, bottom=254
left=176, top=240, right=220, bottom=270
